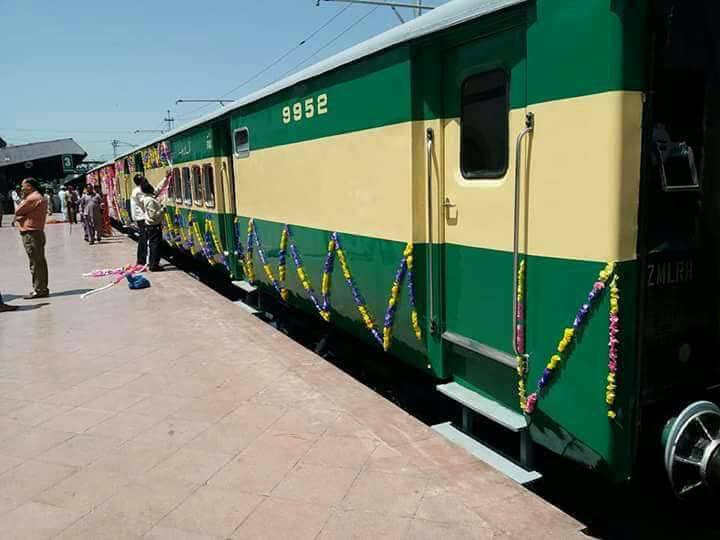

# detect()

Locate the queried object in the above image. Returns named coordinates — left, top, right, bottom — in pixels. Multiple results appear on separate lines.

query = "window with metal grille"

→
left=182, top=167, right=192, bottom=205
left=192, top=166, right=203, bottom=206
left=172, top=168, right=181, bottom=203
left=203, top=164, right=215, bottom=208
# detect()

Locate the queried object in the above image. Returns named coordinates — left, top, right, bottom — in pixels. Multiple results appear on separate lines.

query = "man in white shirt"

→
left=58, top=186, right=67, bottom=217
left=131, top=174, right=148, bottom=265
left=10, top=187, right=20, bottom=227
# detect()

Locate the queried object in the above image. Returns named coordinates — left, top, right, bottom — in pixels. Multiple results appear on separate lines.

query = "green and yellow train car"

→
left=163, top=118, right=236, bottom=275
left=97, top=0, right=720, bottom=496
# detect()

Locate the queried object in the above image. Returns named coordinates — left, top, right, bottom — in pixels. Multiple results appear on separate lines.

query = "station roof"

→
left=0, top=138, right=87, bottom=169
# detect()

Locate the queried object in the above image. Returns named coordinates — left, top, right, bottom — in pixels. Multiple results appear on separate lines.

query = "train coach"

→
left=88, top=0, right=720, bottom=496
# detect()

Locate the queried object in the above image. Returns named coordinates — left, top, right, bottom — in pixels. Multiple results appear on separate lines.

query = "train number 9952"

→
left=282, top=94, right=328, bottom=124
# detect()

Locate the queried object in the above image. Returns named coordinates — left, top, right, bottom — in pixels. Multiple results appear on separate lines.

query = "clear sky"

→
left=1, top=0, right=442, bottom=163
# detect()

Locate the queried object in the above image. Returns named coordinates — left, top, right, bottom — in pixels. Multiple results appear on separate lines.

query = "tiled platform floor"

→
left=0, top=221, right=585, bottom=539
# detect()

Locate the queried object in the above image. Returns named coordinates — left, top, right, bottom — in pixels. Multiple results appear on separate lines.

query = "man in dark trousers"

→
left=14, top=178, right=49, bottom=299
left=131, top=174, right=148, bottom=265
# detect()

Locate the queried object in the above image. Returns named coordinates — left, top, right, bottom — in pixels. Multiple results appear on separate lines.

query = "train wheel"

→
left=662, top=401, right=720, bottom=497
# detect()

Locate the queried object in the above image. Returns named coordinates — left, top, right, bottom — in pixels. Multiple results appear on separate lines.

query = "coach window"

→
left=181, top=167, right=192, bottom=205
left=168, top=171, right=175, bottom=200
left=233, top=128, right=250, bottom=158
left=203, top=164, right=215, bottom=208
left=192, top=166, right=203, bottom=206
left=460, top=70, right=509, bottom=179
left=173, top=168, right=182, bottom=203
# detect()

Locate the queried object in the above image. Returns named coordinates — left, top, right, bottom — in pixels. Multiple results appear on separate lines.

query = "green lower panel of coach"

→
left=232, top=216, right=428, bottom=371
left=232, top=216, right=639, bottom=480
left=442, top=244, right=638, bottom=480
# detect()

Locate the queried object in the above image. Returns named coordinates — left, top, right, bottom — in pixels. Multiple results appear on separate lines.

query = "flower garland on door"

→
left=515, top=260, right=528, bottom=412
left=606, top=275, right=620, bottom=419
left=517, top=262, right=618, bottom=417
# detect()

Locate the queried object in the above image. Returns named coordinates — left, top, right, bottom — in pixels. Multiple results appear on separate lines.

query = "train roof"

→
left=89, top=0, right=525, bottom=173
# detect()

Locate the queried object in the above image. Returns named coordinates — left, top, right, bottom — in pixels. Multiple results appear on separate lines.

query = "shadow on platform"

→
left=3, top=289, right=91, bottom=302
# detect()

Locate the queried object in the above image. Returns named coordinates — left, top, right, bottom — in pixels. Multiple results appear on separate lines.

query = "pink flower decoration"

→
left=525, top=393, right=538, bottom=414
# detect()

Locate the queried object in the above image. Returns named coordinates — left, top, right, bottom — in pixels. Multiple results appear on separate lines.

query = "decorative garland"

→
left=175, top=210, right=193, bottom=252
left=606, top=275, right=620, bottom=419
left=232, top=219, right=421, bottom=351
left=159, top=142, right=172, bottom=166
left=288, top=226, right=327, bottom=320
left=83, top=264, right=146, bottom=278
left=515, top=260, right=528, bottom=412
left=519, top=262, right=616, bottom=416
left=204, top=219, right=230, bottom=272
left=334, top=233, right=380, bottom=340
left=81, top=264, right=147, bottom=300
left=278, top=226, right=289, bottom=300
left=162, top=212, right=177, bottom=247
left=190, top=216, right=207, bottom=260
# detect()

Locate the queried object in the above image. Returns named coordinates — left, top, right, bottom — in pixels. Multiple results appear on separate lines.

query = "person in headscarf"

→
left=81, top=184, right=104, bottom=244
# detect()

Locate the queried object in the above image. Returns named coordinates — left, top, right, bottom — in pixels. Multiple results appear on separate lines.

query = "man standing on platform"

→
left=131, top=174, right=148, bottom=265
left=14, top=178, right=49, bottom=299
left=66, top=185, right=79, bottom=224
left=81, top=184, right=103, bottom=244
left=58, top=185, right=67, bottom=219
left=10, top=187, right=20, bottom=227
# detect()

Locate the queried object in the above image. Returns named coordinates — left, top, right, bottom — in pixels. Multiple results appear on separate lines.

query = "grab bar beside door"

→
left=512, top=113, right=534, bottom=359
left=426, top=127, right=437, bottom=335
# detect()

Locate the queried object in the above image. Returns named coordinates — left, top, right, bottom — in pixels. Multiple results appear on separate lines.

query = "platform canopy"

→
left=0, top=137, right=87, bottom=192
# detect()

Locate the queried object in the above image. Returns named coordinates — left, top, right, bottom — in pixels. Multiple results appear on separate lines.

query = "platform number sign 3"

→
left=62, top=155, right=73, bottom=173
left=282, top=94, right=328, bottom=124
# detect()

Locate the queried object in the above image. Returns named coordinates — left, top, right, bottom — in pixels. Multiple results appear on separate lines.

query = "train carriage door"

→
left=439, top=21, right=528, bottom=406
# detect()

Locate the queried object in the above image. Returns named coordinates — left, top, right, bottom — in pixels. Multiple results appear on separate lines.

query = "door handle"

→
left=426, top=127, right=437, bottom=334
left=442, top=198, right=456, bottom=208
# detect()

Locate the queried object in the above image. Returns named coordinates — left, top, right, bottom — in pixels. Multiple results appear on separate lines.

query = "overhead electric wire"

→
left=275, top=6, right=379, bottom=82
left=175, top=4, right=353, bottom=122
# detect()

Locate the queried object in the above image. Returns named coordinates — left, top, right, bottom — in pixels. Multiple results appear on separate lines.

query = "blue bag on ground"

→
left=126, top=274, right=151, bottom=290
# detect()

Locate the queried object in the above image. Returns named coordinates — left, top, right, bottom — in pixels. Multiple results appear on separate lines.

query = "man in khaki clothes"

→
left=14, top=178, right=49, bottom=299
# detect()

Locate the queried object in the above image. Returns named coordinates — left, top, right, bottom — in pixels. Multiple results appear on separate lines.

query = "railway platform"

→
left=0, top=222, right=584, bottom=539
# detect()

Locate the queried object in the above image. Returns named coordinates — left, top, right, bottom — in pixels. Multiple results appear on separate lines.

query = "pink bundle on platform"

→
left=81, top=264, right=147, bottom=299
left=83, top=264, right=146, bottom=278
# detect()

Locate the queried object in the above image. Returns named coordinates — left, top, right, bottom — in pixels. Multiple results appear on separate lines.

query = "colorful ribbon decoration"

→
left=175, top=210, right=193, bottom=253
left=515, top=260, right=528, bottom=412
left=81, top=264, right=147, bottom=299
left=232, top=218, right=422, bottom=351
left=83, top=264, right=147, bottom=278
left=196, top=218, right=231, bottom=273
left=606, top=275, right=620, bottom=419
left=519, top=262, right=617, bottom=416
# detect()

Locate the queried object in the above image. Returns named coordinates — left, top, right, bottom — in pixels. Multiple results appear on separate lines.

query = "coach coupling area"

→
left=0, top=223, right=583, bottom=539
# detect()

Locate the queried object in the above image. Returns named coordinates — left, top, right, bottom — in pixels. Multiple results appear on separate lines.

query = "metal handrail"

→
left=426, top=128, right=435, bottom=332
left=512, top=113, right=534, bottom=358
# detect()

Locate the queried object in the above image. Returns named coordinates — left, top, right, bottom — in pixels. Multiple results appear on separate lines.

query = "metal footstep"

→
left=434, top=382, right=541, bottom=485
